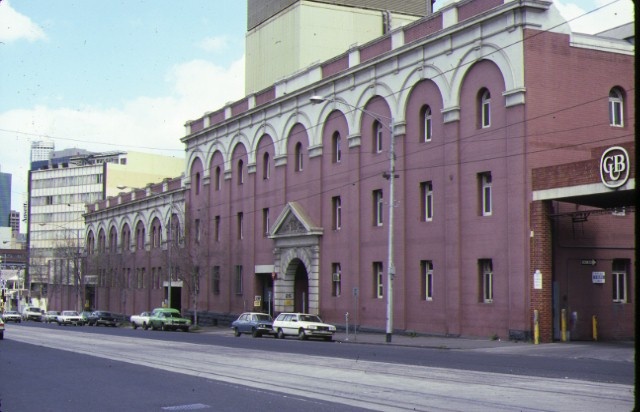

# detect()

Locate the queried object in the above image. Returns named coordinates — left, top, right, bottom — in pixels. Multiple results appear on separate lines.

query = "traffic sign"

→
left=581, top=259, right=597, bottom=266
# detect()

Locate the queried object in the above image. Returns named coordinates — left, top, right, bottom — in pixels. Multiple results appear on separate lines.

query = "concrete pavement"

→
left=197, top=326, right=635, bottom=363
left=334, top=330, right=635, bottom=363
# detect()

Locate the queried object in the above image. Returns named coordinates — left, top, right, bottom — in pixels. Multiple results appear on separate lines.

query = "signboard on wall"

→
left=592, top=272, right=605, bottom=284
left=533, top=270, right=542, bottom=290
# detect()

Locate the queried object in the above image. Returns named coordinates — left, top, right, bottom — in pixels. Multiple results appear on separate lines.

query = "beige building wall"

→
left=105, top=151, right=184, bottom=197
left=245, top=1, right=421, bottom=94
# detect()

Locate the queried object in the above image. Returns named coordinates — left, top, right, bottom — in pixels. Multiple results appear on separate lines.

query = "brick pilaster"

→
left=530, top=200, right=553, bottom=342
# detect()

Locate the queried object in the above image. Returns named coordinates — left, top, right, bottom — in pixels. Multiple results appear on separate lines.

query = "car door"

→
left=284, top=314, right=298, bottom=335
left=237, top=314, right=248, bottom=333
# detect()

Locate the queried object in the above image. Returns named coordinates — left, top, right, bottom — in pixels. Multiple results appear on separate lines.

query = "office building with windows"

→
left=27, top=150, right=184, bottom=310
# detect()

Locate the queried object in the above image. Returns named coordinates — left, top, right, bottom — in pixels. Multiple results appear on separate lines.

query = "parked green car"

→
left=148, top=308, right=191, bottom=332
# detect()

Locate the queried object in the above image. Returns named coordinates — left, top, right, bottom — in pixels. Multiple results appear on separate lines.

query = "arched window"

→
left=263, top=152, right=270, bottom=180
left=215, top=166, right=221, bottom=191
left=609, top=88, right=624, bottom=127
left=135, top=222, right=145, bottom=250
left=295, top=142, right=303, bottom=172
left=421, top=105, right=432, bottom=142
left=194, top=172, right=201, bottom=195
left=87, top=231, right=95, bottom=255
left=121, top=224, right=131, bottom=253
left=151, top=218, right=162, bottom=248
left=373, top=121, right=383, bottom=153
left=98, top=229, right=106, bottom=254
left=109, top=227, right=117, bottom=253
left=237, top=159, right=244, bottom=185
left=479, top=89, right=491, bottom=128
left=333, top=132, right=342, bottom=163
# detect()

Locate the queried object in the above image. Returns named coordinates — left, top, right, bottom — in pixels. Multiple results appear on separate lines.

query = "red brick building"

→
left=57, top=0, right=634, bottom=341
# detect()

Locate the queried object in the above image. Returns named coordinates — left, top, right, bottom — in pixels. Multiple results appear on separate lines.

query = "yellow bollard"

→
left=561, top=309, right=567, bottom=342
left=592, top=315, right=598, bottom=341
left=533, top=310, right=539, bottom=345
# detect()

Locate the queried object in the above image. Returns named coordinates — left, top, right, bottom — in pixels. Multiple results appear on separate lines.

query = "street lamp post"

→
left=310, top=95, right=396, bottom=342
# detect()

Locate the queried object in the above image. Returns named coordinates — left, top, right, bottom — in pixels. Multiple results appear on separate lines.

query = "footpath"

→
left=197, top=326, right=634, bottom=363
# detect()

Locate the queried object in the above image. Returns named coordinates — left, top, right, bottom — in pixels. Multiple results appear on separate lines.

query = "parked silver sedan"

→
left=2, top=311, right=22, bottom=323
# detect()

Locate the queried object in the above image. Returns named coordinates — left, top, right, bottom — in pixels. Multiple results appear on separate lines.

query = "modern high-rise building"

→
left=10, top=210, right=20, bottom=235
left=0, top=167, right=11, bottom=228
left=30, top=140, right=55, bottom=164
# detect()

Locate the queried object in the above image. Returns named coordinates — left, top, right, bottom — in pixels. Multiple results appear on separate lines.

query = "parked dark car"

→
left=92, top=311, right=118, bottom=327
left=81, top=311, right=98, bottom=325
left=231, top=312, right=274, bottom=338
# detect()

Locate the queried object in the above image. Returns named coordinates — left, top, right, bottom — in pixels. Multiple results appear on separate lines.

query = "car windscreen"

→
left=255, top=314, right=271, bottom=321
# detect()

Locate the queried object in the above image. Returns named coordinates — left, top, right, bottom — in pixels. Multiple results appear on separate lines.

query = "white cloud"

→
left=0, top=0, right=47, bottom=43
left=555, top=0, right=634, bottom=34
left=0, top=56, right=245, bottom=215
left=199, top=35, right=229, bottom=52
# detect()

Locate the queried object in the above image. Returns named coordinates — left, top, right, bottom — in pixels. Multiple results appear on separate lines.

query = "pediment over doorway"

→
left=269, top=202, right=323, bottom=238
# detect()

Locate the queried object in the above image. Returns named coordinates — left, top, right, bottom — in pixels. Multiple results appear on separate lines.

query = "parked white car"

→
left=22, top=307, right=43, bottom=322
left=130, top=311, right=153, bottom=330
left=57, top=311, right=85, bottom=326
left=272, top=312, right=336, bottom=341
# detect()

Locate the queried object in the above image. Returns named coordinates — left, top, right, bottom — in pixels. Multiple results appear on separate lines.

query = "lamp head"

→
left=310, top=95, right=327, bottom=104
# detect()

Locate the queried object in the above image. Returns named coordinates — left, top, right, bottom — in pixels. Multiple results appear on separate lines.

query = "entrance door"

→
left=165, top=286, right=182, bottom=311
left=293, top=263, right=309, bottom=313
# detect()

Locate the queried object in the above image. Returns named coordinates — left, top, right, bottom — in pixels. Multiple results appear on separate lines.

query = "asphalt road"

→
left=0, top=322, right=634, bottom=411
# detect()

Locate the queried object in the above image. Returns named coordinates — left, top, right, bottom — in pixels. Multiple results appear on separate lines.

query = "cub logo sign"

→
left=600, top=146, right=630, bottom=188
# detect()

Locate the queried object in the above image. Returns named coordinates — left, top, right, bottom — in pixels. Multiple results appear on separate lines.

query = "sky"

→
left=0, top=0, right=635, bottom=227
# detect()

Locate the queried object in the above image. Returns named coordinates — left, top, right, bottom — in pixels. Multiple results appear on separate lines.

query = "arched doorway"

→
left=291, top=260, right=309, bottom=313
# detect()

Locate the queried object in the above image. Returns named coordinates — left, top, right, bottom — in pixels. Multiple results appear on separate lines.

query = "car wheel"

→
left=324, top=336, right=333, bottom=342
left=277, top=329, right=285, bottom=339
left=132, top=323, right=138, bottom=329
left=0, top=332, right=3, bottom=340
left=181, top=327, right=189, bottom=332
left=233, top=327, right=241, bottom=337
left=252, top=328, right=260, bottom=338
left=161, top=323, right=167, bottom=331
left=143, top=322, right=149, bottom=330
left=298, top=329, right=307, bottom=340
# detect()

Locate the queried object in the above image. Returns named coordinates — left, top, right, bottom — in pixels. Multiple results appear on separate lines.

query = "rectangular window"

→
left=212, top=266, right=220, bottom=295
left=332, top=262, right=341, bottom=297
left=262, top=208, right=270, bottom=237
left=375, top=122, right=383, bottom=153
left=333, top=133, right=342, bottom=163
left=420, top=181, right=433, bottom=221
left=215, top=216, right=220, bottom=242
left=421, top=260, right=433, bottom=301
left=234, top=265, right=243, bottom=295
left=374, top=261, right=384, bottom=298
left=332, top=196, right=342, bottom=230
left=373, top=189, right=383, bottom=226
left=479, top=172, right=492, bottom=216
left=423, top=107, right=432, bottom=142
left=195, top=219, right=201, bottom=244
left=480, top=259, right=493, bottom=303
left=237, top=212, right=244, bottom=240
left=612, top=260, right=628, bottom=303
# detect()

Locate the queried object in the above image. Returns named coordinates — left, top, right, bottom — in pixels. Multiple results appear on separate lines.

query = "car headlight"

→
left=307, top=325, right=318, bottom=330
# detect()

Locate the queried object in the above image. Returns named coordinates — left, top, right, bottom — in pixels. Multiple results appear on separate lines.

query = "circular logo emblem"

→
left=600, top=146, right=630, bottom=188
